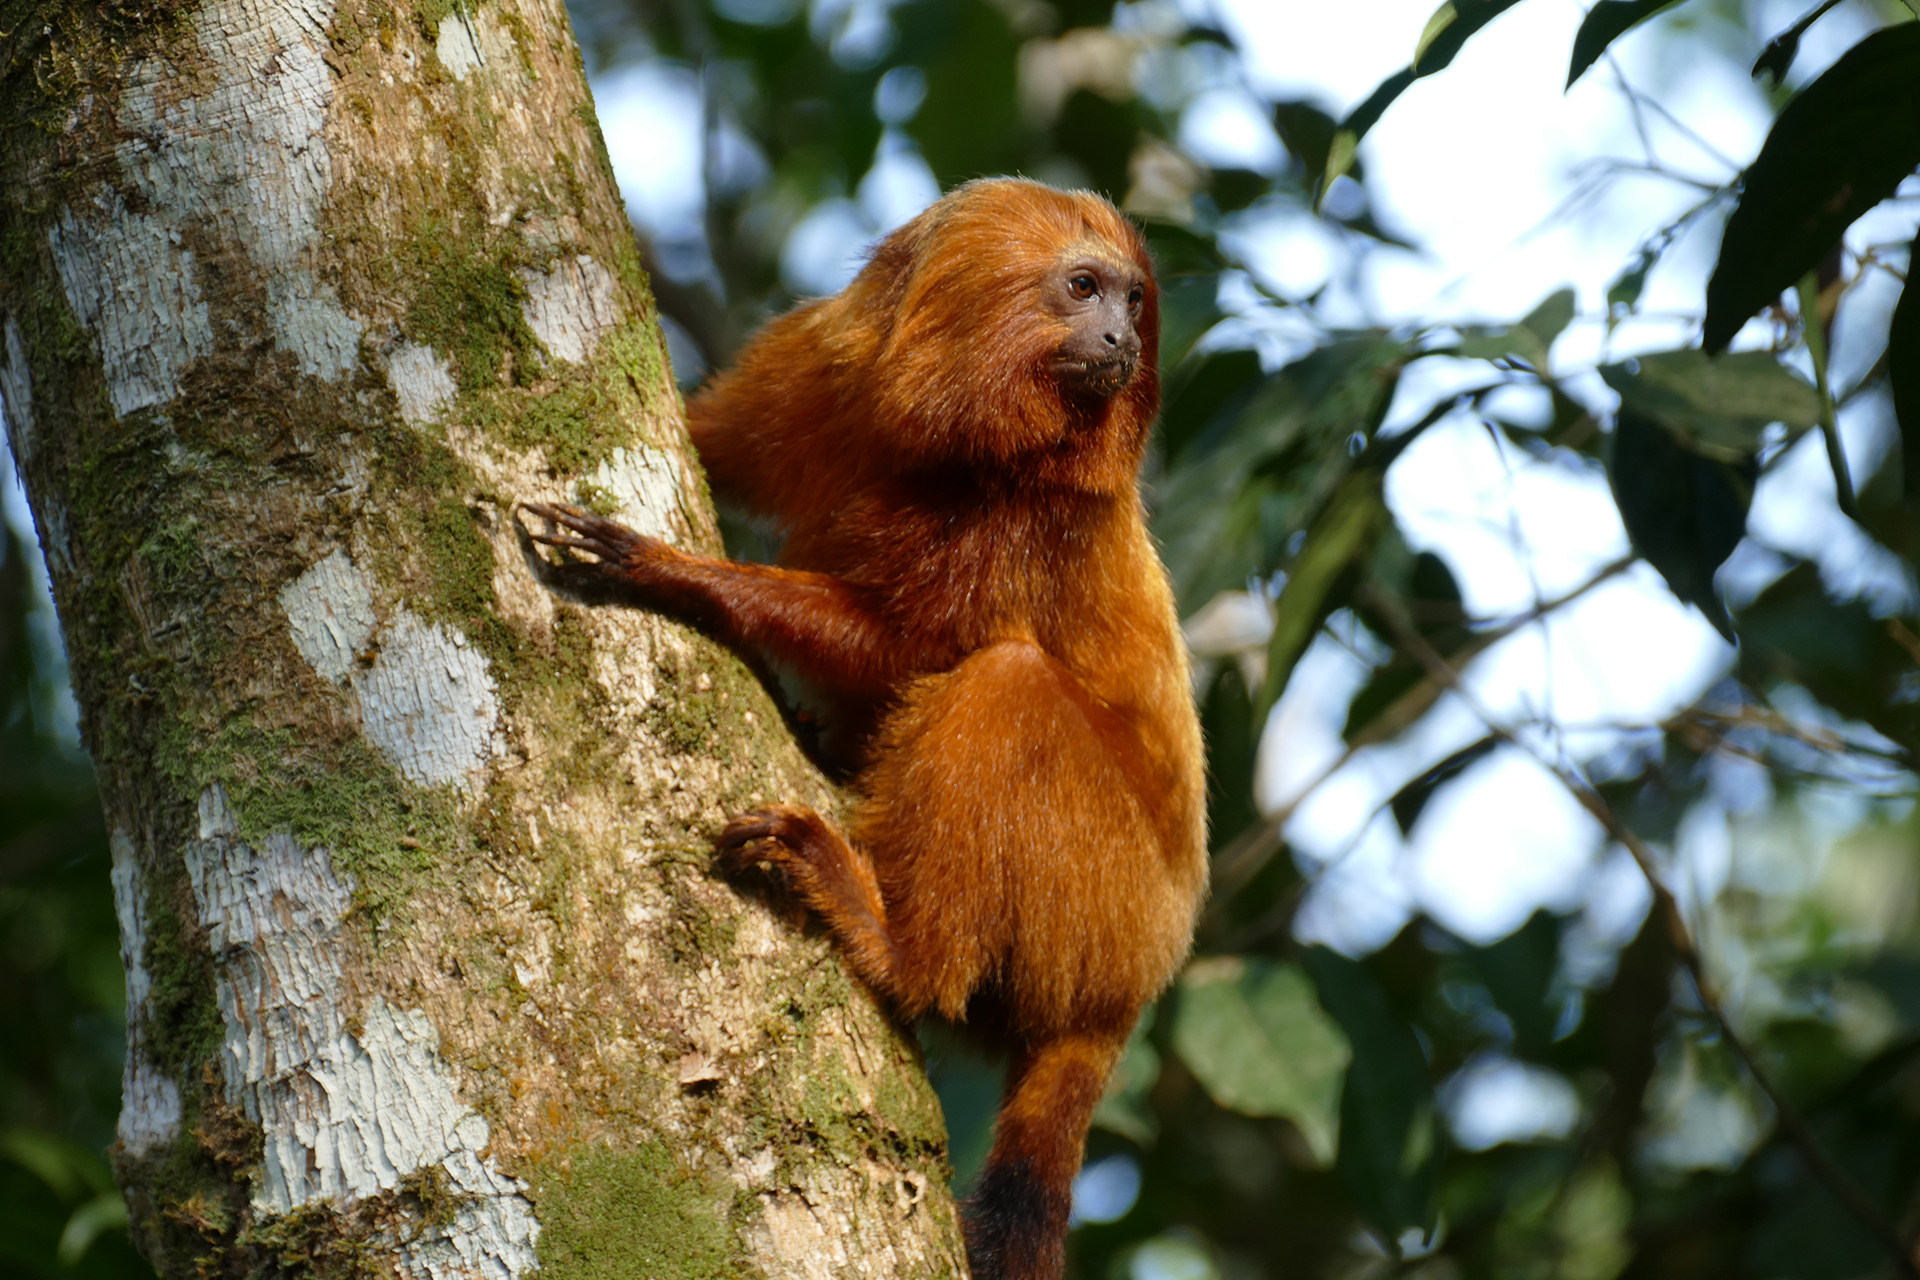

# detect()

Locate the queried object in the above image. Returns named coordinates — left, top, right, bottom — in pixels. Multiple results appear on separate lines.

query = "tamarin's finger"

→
left=520, top=501, right=632, bottom=544
left=520, top=502, right=645, bottom=566
left=526, top=534, right=608, bottom=556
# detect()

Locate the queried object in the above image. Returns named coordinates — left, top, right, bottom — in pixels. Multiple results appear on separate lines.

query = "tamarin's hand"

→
left=525, top=179, right=1207, bottom=1280
left=521, top=502, right=667, bottom=581
left=521, top=500, right=906, bottom=723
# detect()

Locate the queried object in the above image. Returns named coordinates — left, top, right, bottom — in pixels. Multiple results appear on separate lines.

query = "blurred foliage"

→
left=566, top=0, right=1920, bottom=1273
left=14, top=0, right=1920, bottom=1276
left=0, top=517, right=149, bottom=1279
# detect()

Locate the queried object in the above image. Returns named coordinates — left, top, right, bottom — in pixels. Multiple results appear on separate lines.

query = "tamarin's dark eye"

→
left=1128, top=286, right=1144, bottom=309
left=1070, top=275, right=1097, bottom=299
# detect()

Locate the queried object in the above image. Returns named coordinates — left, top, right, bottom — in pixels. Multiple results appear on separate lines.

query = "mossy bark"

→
left=0, top=1, right=965, bottom=1275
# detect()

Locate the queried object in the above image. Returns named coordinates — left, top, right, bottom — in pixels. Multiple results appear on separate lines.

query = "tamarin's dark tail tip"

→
left=963, top=1155, right=1070, bottom=1280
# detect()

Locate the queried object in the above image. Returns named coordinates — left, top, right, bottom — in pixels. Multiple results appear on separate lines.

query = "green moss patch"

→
left=402, top=247, right=542, bottom=392
left=0, top=1, right=193, bottom=177
left=462, top=319, right=665, bottom=478
left=142, top=879, right=226, bottom=1078
left=532, top=1142, right=748, bottom=1280
left=180, top=721, right=456, bottom=925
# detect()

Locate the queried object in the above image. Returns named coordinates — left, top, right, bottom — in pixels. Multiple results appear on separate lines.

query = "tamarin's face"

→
left=1045, top=244, right=1148, bottom=403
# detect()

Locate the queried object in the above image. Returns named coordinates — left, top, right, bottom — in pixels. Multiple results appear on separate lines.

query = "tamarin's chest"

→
left=809, top=481, right=1183, bottom=707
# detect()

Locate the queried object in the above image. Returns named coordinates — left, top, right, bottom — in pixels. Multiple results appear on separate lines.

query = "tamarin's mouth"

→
left=1055, top=355, right=1136, bottom=399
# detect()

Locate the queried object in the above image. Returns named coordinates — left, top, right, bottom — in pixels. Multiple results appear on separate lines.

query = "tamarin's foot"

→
left=716, top=806, right=901, bottom=1002
left=714, top=804, right=824, bottom=880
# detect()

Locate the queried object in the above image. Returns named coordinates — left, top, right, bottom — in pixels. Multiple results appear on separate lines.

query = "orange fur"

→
left=528, top=179, right=1206, bottom=1279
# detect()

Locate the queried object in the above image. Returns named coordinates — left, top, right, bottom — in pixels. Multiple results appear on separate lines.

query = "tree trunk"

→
left=0, top=2, right=966, bottom=1275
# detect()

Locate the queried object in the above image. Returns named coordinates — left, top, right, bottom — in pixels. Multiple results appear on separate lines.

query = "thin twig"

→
left=1571, top=158, right=1724, bottom=194
left=1362, top=583, right=1919, bottom=1276
left=1607, top=53, right=1658, bottom=169
left=1673, top=704, right=1914, bottom=770
left=1607, top=51, right=1744, bottom=175
left=1795, top=274, right=1865, bottom=525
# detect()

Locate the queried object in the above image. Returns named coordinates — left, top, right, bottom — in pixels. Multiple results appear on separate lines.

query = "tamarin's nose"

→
left=1103, top=332, right=1120, bottom=346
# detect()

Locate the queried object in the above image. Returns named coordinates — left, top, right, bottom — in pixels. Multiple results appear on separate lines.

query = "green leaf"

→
left=1567, top=0, right=1691, bottom=87
left=1412, top=0, right=1527, bottom=72
left=1323, top=0, right=1524, bottom=197
left=1518, top=287, right=1579, bottom=349
left=1155, top=273, right=1227, bottom=379
left=1413, top=2, right=1461, bottom=68
left=1703, top=23, right=1920, bottom=353
left=1303, top=946, right=1440, bottom=1242
left=1388, top=736, right=1499, bottom=835
left=1737, top=562, right=1920, bottom=753
left=1153, top=335, right=1408, bottom=615
left=1343, top=552, right=1472, bottom=746
left=1608, top=406, right=1755, bottom=640
left=0, top=1128, right=112, bottom=1202
left=56, top=1192, right=129, bottom=1267
left=1258, top=473, right=1389, bottom=718
left=1160, top=347, right=1268, bottom=464
left=1208, top=166, right=1271, bottom=214
left=1201, top=664, right=1260, bottom=851
left=1460, top=910, right=1563, bottom=1059
left=1323, top=69, right=1414, bottom=194
left=1892, top=236, right=1920, bottom=502
left=902, top=0, right=1022, bottom=187
left=1273, top=98, right=1339, bottom=181
left=1455, top=287, right=1577, bottom=371
left=1143, top=219, right=1229, bottom=278
left=1751, top=0, right=1853, bottom=86
left=1053, top=90, right=1150, bottom=202
left=1174, top=957, right=1351, bottom=1165
left=1599, top=348, right=1822, bottom=461
left=1607, top=245, right=1658, bottom=325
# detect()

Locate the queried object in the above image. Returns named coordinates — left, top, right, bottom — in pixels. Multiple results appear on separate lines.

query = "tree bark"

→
left=0, top=2, right=965, bottom=1275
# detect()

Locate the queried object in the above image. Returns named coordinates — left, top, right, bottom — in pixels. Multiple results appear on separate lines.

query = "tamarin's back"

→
left=530, top=178, right=1205, bottom=1279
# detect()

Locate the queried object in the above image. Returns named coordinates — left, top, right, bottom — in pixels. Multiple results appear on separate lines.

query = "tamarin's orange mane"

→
left=870, top=181, right=1160, bottom=479
left=688, top=179, right=1161, bottom=538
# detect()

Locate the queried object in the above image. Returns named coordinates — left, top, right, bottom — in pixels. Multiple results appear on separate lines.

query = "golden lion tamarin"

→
left=526, top=178, right=1206, bottom=1279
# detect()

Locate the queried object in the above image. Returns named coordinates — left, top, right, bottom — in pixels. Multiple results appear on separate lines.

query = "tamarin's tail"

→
left=964, top=1034, right=1124, bottom=1280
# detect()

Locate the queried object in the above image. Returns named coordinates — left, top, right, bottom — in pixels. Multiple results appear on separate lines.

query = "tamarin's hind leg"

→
left=966, top=1033, right=1126, bottom=1280
left=717, top=806, right=904, bottom=1007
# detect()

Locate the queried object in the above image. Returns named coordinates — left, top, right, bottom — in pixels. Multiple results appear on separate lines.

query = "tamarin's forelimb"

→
left=523, top=502, right=901, bottom=706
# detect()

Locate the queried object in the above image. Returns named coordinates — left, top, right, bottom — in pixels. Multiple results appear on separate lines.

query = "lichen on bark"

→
left=0, top=0, right=966, bottom=1274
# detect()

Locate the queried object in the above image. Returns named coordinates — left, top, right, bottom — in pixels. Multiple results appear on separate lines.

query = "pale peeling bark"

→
left=0, top=2, right=965, bottom=1276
